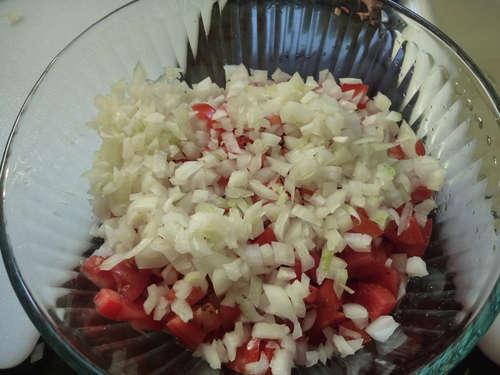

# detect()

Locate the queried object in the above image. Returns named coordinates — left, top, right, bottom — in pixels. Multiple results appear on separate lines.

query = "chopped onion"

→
left=342, top=303, right=368, bottom=320
left=406, top=256, right=429, bottom=277
left=343, top=233, right=372, bottom=252
left=365, top=315, right=399, bottom=342
left=171, top=298, right=193, bottom=322
left=252, top=323, right=290, bottom=340
left=245, top=353, right=270, bottom=375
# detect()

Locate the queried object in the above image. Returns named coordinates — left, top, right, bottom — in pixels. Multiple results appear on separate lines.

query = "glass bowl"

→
left=1, top=0, right=499, bottom=374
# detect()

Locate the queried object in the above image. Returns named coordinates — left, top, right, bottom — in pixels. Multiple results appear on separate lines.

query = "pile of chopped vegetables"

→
left=83, top=64, right=444, bottom=375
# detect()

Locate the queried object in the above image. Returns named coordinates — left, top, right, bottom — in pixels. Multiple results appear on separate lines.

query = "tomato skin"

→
left=411, top=185, right=433, bottom=203
left=166, top=315, right=206, bottom=350
left=81, top=256, right=117, bottom=289
left=110, top=260, right=151, bottom=301
left=251, top=227, right=277, bottom=246
left=388, top=144, right=406, bottom=160
left=94, top=288, right=147, bottom=321
left=351, top=208, right=384, bottom=238
left=192, top=103, right=216, bottom=125
left=415, top=140, right=426, bottom=156
left=349, top=282, right=396, bottom=320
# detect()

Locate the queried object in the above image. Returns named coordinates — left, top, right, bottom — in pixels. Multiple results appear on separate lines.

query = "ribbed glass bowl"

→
left=1, top=0, right=499, bottom=374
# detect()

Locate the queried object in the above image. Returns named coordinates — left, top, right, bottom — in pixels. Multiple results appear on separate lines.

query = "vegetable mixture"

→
left=83, top=65, right=444, bottom=375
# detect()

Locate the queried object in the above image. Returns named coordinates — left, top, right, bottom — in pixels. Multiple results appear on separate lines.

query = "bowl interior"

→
left=1, top=0, right=499, bottom=374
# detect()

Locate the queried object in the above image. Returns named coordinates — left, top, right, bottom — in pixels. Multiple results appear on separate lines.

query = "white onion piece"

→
left=342, top=303, right=369, bottom=320
left=365, top=315, right=400, bottom=342
left=344, top=233, right=372, bottom=252
left=245, top=353, right=270, bottom=375
left=406, top=256, right=429, bottom=277
left=252, top=323, right=290, bottom=340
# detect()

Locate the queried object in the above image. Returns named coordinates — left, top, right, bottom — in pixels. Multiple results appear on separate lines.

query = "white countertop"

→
left=0, top=0, right=498, bottom=369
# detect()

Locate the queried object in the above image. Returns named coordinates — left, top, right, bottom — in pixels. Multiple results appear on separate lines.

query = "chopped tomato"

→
left=349, top=282, right=396, bottom=320
left=298, top=187, right=315, bottom=197
left=193, top=303, right=221, bottom=333
left=237, top=134, right=252, bottom=149
left=262, top=340, right=278, bottom=361
left=110, top=260, right=151, bottom=301
left=186, top=287, right=206, bottom=306
left=415, top=140, right=426, bottom=156
left=251, top=226, right=277, bottom=245
left=192, top=103, right=216, bottom=127
left=228, top=340, right=261, bottom=373
left=403, top=218, right=432, bottom=257
left=315, top=308, right=345, bottom=329
left=411, top=185, right=432, bottom=203
left=318, top=279, right=341, bottom=309
left=219, top=305, right=241, bottom=331
left=267, top=114, right=282, bottom=126
left=340, top=83, right=369, bottom=98
left=304, top=285, right=319, bottom=305
left=363, top=266, right=401, bottom=296
left=165, top=315, right=206, bottom=350
left=217, top=175, right=229, bottom=188
left=351, top=208, right=384, bottom=238
left=385, top=216, right=425, bottom=246
left=340, top=247, right=388, bottom=279
left=94, top=288, right=147, bottom=321
left=81, top=256, right=116, bottom=289
left=388, top=144, right=406, bottom=160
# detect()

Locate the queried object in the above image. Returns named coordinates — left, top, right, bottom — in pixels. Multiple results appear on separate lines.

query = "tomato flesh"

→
left=267, top=114, right=282, bottom=126
left=81, top=256, right=116, bottom=289
left=192, top=103, right=216, bottom=126
left=411, top=185, right=433, bottom=203
left=219, top=305, right=241, bottom=331
left=94, top=288, right=147, bottom=321
left=318, top=279, right=341, bottom=309
left=166, top=315, right=206, bottom=350
left=110, top=260, right=151, bottom=301
left=385, top=216, right=425, bottom=246
left=349, top=282, right=396, bottom=320
left=388, top=144, right=406, bottom=160
left=351, top=208, right=384, bottom=238
left=251, top=226, right=277, bottom=246
left=415, top=139, right=426, bottom=156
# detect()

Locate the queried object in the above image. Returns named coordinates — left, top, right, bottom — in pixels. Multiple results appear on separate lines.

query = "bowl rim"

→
left=0, top=0, right=498, bottom=374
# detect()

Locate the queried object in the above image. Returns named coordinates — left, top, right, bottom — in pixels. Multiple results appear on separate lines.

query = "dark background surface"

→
left=0, top=342, right=498, bottom=375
